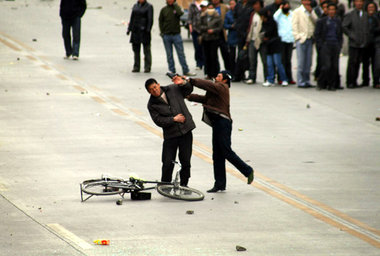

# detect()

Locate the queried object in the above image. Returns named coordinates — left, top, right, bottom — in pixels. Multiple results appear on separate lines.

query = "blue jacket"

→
left=224, top=10, right=238, bottom=46
left=273, top=9, right=295, bottom=43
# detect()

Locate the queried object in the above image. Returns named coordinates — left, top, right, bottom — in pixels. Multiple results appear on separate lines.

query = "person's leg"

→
left=178, top=132, right=193, bottom=186
left=173, top=34, right=190, bottom=74
left=274, top=53, right=288, bottom=82
left=374, top=47, right=380, bottom=86
left=296, top=41, right=306, bottom=86
left=143, top=42, right=152, bottom=72
left=304, top=39, right=313, bottom=85
left=61, top=18, right=73, bottom=57
left=214, top=118, right=253, bottom=178
left=259, top=44, right=268, bottom=81
left=209, top=40, right=220, bottom=78
left=132, top=43, right=141, bottom=71
left=212, top=122, right=226, bottom=190
left=233, top=37, right=246, bottom=81
left=282, top=42, right=293, bottom=82
left=229, top=45, right=236, bottom=76
left=71, top=17, right=81, bottom=57
left=163, top=34, right=176, bottom=73
left=317, top=44, right=329, bottom=89
left=191, top=31, right=204, bottom=69
left=248, top=41, right=258, bottom=81
left=346, top=47, right=360, bottom=87
left=203, top=41, right=212, bottom=78
left=161, top=137, right=178, bottom=183
left=218, top=35, right=231, bottom=71
left=330, top=44, right=340, bottom=90
left=266, top=54, right=275, bottom=84
left=361, top=45, right=371, bottom=86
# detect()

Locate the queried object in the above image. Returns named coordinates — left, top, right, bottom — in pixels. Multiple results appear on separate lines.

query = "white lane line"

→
left=47, top=223, right=92, bottom=250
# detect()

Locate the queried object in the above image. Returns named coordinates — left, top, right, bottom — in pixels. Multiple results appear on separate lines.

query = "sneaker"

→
left=244, top=79, right=255, bottom=84
left=289, top=80, right=296, bottom=85
left=184, top=72, right=196, bottom=76
left=247, top=169, right=254, bottom=184
left=282, top=81, right=288, bottom=87
left=64, top=55, right=71, bottom=60
left=72, top=56, right=79, bottom=61
left=262, top=81, right=273, bottom=87
left=195, top=66, right=202, bottom=70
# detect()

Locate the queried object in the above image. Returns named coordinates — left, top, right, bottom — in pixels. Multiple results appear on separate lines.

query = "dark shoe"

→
left=207, top=187, right=225, bottom=193
left=305, top=83, right=315, bottom=88
left=247, top=169, right=254, bottom=184
left=328, top=87, right=336, bottom=91
left=144, top=69, right=150, bottom=73
left=374, top=84, right=380, bottom=89
left=289, top=80, right=296, bottom=85
left=132, top=69, right=140, bottom=73
left=336, top=86, right=344, bottom=90
left=72, top=56, right=79, bottom=61
left=347, top=84, right=356, bottom=89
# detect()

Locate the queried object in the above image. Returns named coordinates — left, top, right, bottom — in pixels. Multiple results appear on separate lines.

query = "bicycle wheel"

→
left=157, top=185, right=204, bottom=201
left=81, top=179, right=126, bottom=196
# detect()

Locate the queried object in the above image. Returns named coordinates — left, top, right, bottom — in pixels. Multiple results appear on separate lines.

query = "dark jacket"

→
left=188, top=2, right=202, bottom=33
left=60, top=0, right=86, bottom=19
left=128, top=1, right=154, bottom=44
left=342, top=9, right=370, bottom=48
left=314, top=16, right=343, bottom=48
left=159, top=3, right=184, bottom=35
left=187, top=78, right=231, bottom=124
left=368, top=14, right=380, bottom=46
left=147, top=83, right=195, bottom=140
left=261, top=17, right=282, bottom=54
left=224, top=10, right=238, bottom=46
left=200, top=11, right=223, bottom=41
left=233, top=1, right=253, bottom=40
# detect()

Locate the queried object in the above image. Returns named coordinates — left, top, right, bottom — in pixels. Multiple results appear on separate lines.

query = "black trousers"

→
left=318, top=43, right=340, bottom=89
left=218, top=34, right=232, bottom=72
left=281, top=42, right=294, bottom=82
left=203, top=40, right=220, bottom=78
left=362, top=44, right=375, bottom=86
left=211, top=116, right=252, bottom=189
left=132, top=42, right=151, bottom=72
left=374, top=46, right=380, bottom=86
left=61, top=17, right=81, bottom=57
left=161, top=131, right=192, bottom=186
left=228, top=45, right=237, bottom=76
left=346, top=47, right=365, bottom=86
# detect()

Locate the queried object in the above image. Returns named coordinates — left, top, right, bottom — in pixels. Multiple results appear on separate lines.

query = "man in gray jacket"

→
left=145, top=76, right=196, bottom=186
left=342, top=0, right=370, bottom=88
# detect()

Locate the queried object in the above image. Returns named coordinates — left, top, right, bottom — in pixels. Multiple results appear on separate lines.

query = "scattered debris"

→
left=234, top=201, right=239, bottom=204
left=88, top=6, right=102, bottom=9
left=93, top=240, right=110, bottom=245
left=116, top=199, right=123, bottom=205
left=376, top=117, right=380, bottom=121
left=186, top=210, right=194, bottom=215
left=236, top=245, right=247, bottom=251
left=32, top=38, right=37, bottom=42
left=306, top=104, right=310, bottom=109
left=46, top=92, right=50, bottom=96
left=238, top=128, right=243, bottom=131
left=17, top=57, right=20, bottom=61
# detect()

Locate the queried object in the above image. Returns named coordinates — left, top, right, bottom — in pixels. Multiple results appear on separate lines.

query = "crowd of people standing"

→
left=122, top=0, right=380, bottom=89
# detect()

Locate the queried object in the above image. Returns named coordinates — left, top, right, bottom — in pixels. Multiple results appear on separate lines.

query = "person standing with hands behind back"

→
left=127, top=0, right=153, bottom=73
left=60, top=0, right=86, bottom=60
left=145, top=75, right=196, bottom=187
left=187, top=71, right=254, bottom=193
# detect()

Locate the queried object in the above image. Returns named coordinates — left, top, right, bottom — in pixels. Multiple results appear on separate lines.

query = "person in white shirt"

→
left=292, top=0, right=318, bottom=88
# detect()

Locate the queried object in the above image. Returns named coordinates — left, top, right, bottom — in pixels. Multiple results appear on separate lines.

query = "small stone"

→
left=238, top=128, right=243, bottom=131
left=46, top=92, right=50, bottom=96
left=17, top=57, right=20, bottom=61
left=236, top=245, right=247, bottom=251
left=306, top=104, right=310, bottom=108
left=32, top=38, right=37, bottom=42
left=234, top=201, right=239, bottom=204
left=186, top=210, right=194, bottom=215
left=116, top=199, right=123, bottom=205
left=376, top=117, right=380, bottom=121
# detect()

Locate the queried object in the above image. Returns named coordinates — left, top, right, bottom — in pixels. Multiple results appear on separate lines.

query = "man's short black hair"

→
left=145, top=78, right=158, bottom=91
left=327, top=2, right=337, bottom=8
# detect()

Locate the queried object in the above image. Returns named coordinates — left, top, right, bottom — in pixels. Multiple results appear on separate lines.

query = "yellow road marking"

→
left=56, top=74, right=68, bottom=81
left=108, top=96, right=121, bottom=103
left=41, top=64, right=51, bottom=71
left=111, top=108, right=128, bottom=116
left=0, top=37, right=21, bottom=51
left=47, top=223, right=92, bottom=250
left=91, top=96, right=105, bottom=104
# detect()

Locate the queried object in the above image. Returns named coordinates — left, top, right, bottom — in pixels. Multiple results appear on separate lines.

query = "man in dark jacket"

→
left=59, top=0, right=86, bottom=60
left=342, top=0, right=370, bottom=88
left=159, top=0, right=196, bottom=76
left=187, top=71, right=254, bottom=193
left=145, top=76, right=196, bottom=186
left=127, top=0, right=153, bottom=73
left=314, top=3, right=343, bottom=90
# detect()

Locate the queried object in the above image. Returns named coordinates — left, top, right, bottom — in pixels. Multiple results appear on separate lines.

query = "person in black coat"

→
left=342, top=0, right=370, bottom=88
left=145, top=76, right=196, bottom=186
left=314, top=3, right=343, bottom=90
left=59, top=0, right=86, bottom=60
left=127, top=0, right=153, bottom=73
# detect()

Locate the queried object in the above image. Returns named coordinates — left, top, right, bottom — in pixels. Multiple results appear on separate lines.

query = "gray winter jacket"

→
left=342, top=9, right=370, bottom=48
